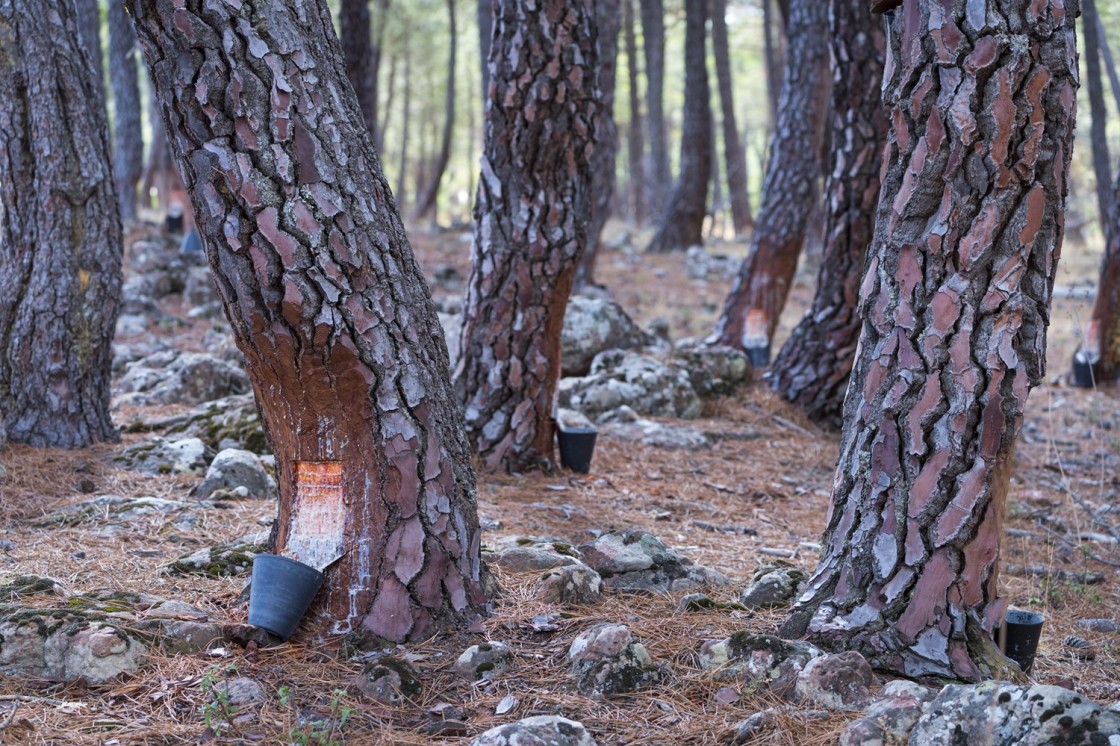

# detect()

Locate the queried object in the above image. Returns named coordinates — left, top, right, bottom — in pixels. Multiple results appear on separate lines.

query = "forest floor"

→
left=1, top=221, right=1118, bottom=745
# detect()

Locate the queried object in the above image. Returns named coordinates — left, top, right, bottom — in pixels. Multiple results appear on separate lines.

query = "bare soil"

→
left=0, top=222, right=1117, bottom=745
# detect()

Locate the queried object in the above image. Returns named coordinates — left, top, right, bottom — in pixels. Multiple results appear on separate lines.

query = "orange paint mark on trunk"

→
left=287, top=461, right=346, bottom=570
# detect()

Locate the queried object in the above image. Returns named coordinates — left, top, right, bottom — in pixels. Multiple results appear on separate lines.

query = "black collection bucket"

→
left=996, top=609, right=1045, bottom=674
left=557, top=428, right=598, bottom=474
left=248, top=554, right=325, bottom=640
left=746, top=345, right=771, bottom=368
left=1071, top=351, right=1097, bottom=388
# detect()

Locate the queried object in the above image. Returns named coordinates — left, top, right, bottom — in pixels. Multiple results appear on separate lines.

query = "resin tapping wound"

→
left=287, top=461, right=346, bottom=571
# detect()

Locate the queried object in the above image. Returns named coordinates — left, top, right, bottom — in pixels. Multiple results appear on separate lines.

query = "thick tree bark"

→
left=646, top=0, right=711, bottom=254
left=781, top=0, right=1078, bottom=681
left=769, top=0, right=887, bottom=428
left=478, top=0, right=493, bottom=102
left=412, top=0, right=457, bottom=224
left=127, top=0, right=492, bottom=643
left=340, top=0, right=377, bottom=138
left=711, top=0, right=753, bottom=235
left=454, top=0, right=600, bottom=474
left=577, top=0, right=621, bottom=288
left=1082, top=0, right=1114, bottom=245
left=640, top=0, right=671, bottom=212
left=108, top=0, right=144, bottom=223
left=623, top=0, right=647, bottom=224
left=707, top=0, right=829, bottom=349
left=73, top=0, right=105, bottom=105
left=0, top=0, right=122, bottom=449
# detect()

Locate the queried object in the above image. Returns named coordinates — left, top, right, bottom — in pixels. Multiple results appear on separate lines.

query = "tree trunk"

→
left=768, top=0, right=887, bottom=428
left=640, top=0, right=671, bottom=212
left=1096, top=14, right=1120, bottom=114
left=454, top=0, right=600, bottom=474
left=397, top=42, right=412, bottom=203
left=0, top=0, right=122, bottom=449
left=127, top=0, right=492, bottom=644
left=623, top=0, right=647, bottom=224
left=141, top=80, right=184, bottom=213
left=706, top=0, right=829, bottom=349
left=108, top=0, right=144, bottom=223
left=711, top=0, right=752, bottom=235
left=478, top=0, right=493, bottom=102
left=1089, top=188, right=1120, bottom=382
left=340, top=0, right=378, bottom=139
left=646, top=0, right=711, bottom=254
left=412, top=0, right=458, bottom=224
left=762, top=0, right=782, bottom=131
left=781, top=0, right=1078, bottom=681
left=73, top=0, right=105, bottom=105
left=577, top=0, right=621, bottom=288
left=1082, top=0, right=1114, bottom=245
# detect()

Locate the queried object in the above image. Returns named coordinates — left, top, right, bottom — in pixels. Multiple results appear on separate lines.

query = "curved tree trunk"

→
left=711, top=0, right=753, bottom=235
left=781, top=0, right=1078, bottom=681
left=454, top=0, right=600, bottom=474
left=127, top=0, right=492, bottom=644
left=623, top=0, right=647, bottom=225
left=706, top=0, right=829, bottom=352
left=646, top=0, right=710, bottom=254
left=640, top=0, right=670, bottom=213
left=74, top=0, right=105, bottom=105
left=0, top=0, right=122, bottom=449
left=412, top=0, right=458, bottom=224
left=1083, top=0, right=1113, bottom=244
left=577, top=0, right=621, bottom=288
left=108, top=0, right=144, bottom=223
left=768, top=0, right=887, bottom=428
left=340, top=0, right=377, bottom=138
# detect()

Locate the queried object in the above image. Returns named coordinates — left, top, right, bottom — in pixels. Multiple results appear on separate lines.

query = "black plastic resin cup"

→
left=997, top=609, right=1045, bottom=674
left=746, top=346, right=771, bottom=368
left=557, top=428, right=598, bottom=474
left=248, top=554, right=325, bottom=640
left=1071, top=351, right=1098, bottom=388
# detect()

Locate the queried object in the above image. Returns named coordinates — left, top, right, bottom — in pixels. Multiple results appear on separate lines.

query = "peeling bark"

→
left=780, top=0, right=1078, bottom=681
left=0, top=0, right=122, bottom=449
left=126, top=0, right=492, bottom=643
left=707, top=0, right=829, bottom=348
left=711, top=0, right=753, bottom=235
left=109, top=0, right=144, bottom=223
left=454, top=0, right=600, bottom=474
left=769, top=0, right=888, bottom=428
left=646, top=0, right=711, bottom=254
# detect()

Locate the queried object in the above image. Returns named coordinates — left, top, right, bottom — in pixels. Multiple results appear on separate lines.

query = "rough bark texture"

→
left=454, top=0, right=599, bottom=474
left=640, top=0, right=670, bottom=212
left=781, top=0, right=1078, bottom=681
left=646, top=0, right=710, bottom=254
left=412, top=0, right=457, bottom=223
left=126, top=0, right=492, bottom=643
left=73, top=0, right=105, bottom=105
left=707, top=0, right=829, bottom=348
left=577, top=0, right=620, bottom=287
left=108, top=0, right=144, bottom=223
left=623, top=0, right=647, bottom=224
left=711, top=0, right=752, bottom=234
left=769, top=0, right=887, bottom=428
left=0, top=0, right=122, bottom=448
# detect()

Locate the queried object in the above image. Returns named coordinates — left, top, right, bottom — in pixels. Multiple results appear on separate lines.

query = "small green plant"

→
left=286, top=688, right=353, bottom=746
left=199, top=664, right=240, bottom=737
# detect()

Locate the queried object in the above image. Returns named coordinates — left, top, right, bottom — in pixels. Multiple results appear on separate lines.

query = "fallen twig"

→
left=1005, top=564, right=1106, bottom=585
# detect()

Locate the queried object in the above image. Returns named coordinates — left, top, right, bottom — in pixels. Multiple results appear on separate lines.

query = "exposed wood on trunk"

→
left=455, top=0, right=600, bottom=473
left=711, top=0, right=753, bottom=235
left=623, top=0, right=647, bottom=224
left=412, top=0, right=458, bottom=224
left=781, top=0, right=1079, bottom=681
left=646, top=0, right=711, bottom=254
left=108, top=0, right=144, bottom=223
left=706, top=0, right=829, bottom=349
left=769, top=0, right=887, bottom=427
left=640, top=0, right=671, bottom=212
left=0, top=0, right=122, bottom=448
left=126, top=0, right=492, bottom=643
left=577, top=0, right=621, bottom=288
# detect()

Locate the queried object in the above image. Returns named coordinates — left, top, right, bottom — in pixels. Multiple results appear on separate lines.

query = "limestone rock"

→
left=128, top=392, right=267, bottom=454
left=469, top=716, right=598, bottom=746
left=840, top=679, right=936, bottom=746
left=671, top=342, right=751, bottom=398
left=352, top=655, right=421, bottom=705
left=740, top=562, right=807, bottom=609
left=192, top=448, right=277, bottom=500
left=561, top=295, right=650, bottom=376
left=698, top=633, right=821, bottom=698
left=577, top=531, right=729, bottom=593
left=794, top=651, right=874, bottom=711
left=453, top=641, right=513, bottom=681
left=567, top=623, right=660, bottom=698
left=184, top=266, right=218, bottom=307
left=115, top=437, right=212, bottom=475
left=215, top=676, right=267, bottom=707
left=559, top=351, right=702, bottom=420
left=909, top=682, right=1120, bottom=745
left=0, top=608, right=145, bottom=682
left=116, top=351, right=249, bottom=407
left=535, top=565, right=603, bottom=606
left=34, top=495, right=194, bottom=528
left=167, top=530, right=269, bottom=577
left=489, top=540, right=584, bottom=573
left=597, top=406, right=710, bottom=450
